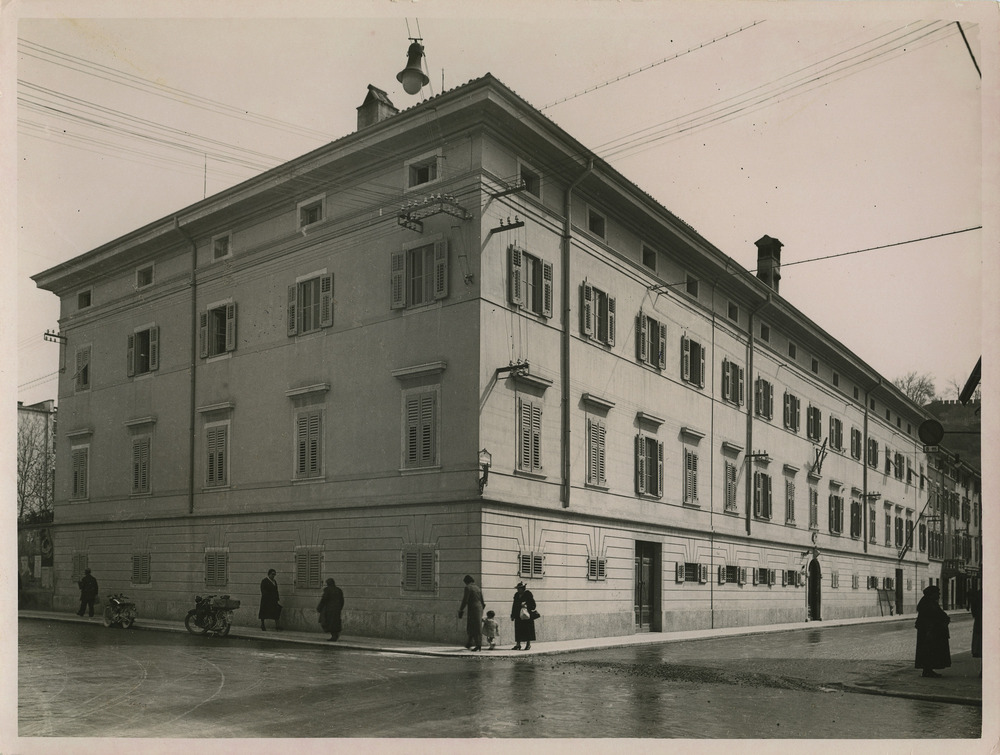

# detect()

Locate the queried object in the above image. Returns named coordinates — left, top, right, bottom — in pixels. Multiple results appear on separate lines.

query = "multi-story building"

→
left=17, top=400, right=57, bottom=599
left=33, top=75, right=940, bottom=641
left=924, top=449, right=981, bottom=609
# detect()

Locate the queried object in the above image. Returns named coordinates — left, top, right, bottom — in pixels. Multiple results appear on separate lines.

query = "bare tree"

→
left=17, top=413, right=54, bottom=524
left=946, top=377, right=981, bottom=403
left=892, top=371, right=936, bottom=406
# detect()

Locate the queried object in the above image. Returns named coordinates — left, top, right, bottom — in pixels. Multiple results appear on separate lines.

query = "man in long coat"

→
left=458, top=575, right=486, bottom=651
left=317, top=578, right=345, bottom=641
left=258, top=569, right=282, bottom=630
left=76, top=568, right=98, bottom=617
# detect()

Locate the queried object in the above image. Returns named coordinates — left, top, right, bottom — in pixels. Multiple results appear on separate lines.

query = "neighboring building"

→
left=33, top=75, right=941, bottom=641
left=17, top=400, right=57, bottom=602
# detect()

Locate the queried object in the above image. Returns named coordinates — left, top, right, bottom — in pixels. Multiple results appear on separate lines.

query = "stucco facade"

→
left=34, top=75, right=946, bottom=642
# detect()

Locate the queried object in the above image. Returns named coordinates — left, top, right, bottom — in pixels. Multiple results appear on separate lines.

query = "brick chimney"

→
left=755, top=235, right=783, bottom=293
left=357, top=85, right=398, bottom=130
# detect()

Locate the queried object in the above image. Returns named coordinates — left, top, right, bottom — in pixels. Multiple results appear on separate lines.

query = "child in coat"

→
left=482, top=610, right=500, bottom=650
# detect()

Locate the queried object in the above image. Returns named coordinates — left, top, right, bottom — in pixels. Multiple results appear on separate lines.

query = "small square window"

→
left=759, top=323, right=770, bottom=342
left=520, top=164, right=541, bottom=197
left=77, top=290, right=92, bottom=309
left=788, top=342, right=797, bottom=359
left=686, top=275, right=699, bottom=298
left=409, top=160, right=438, bottom=188
left=299, top=197, right=324, bottom=227
left=833, top=372, right=840, bottom=387
left=136, top=265, right=154, bottom=288
left=212, top=233, right=232, bottom=260
left=811, top=358, right=819, bottom=373
left=728, top=301, right=739, bottom=323
left=588, top=209, right=606, bottom=239
left=642, top=245, right=657, bottom=271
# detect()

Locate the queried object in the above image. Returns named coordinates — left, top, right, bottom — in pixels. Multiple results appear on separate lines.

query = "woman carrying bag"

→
left=510, top=581, right=538, bottom=651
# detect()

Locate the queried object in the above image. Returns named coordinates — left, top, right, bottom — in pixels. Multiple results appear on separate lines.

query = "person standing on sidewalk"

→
left=510, top=581, right=537, bottom=651
left=317, top=578, right=344, bottom=641
left=970, top=586, right=982, bottom=674
left=76, top=568, right=98, bottom=617
left=457, top=575, right=486, bottom=651
left=914, top=584, right=951, bottom=678
left=258, top=569, right=282, bottom=631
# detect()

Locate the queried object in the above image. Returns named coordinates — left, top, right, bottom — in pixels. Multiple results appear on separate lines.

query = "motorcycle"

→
left=185, top=594, right=240, bottom=637
left=102, top=593, right=137, bottom=628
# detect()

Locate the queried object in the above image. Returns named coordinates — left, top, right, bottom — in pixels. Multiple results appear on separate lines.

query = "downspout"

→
left=175, top=217, right=198, bottom=515
left=745, top=294, right=770, bottom=536
left=862, top=377, right=882, bottom=553
left=561, top=160, right=593, bottom=508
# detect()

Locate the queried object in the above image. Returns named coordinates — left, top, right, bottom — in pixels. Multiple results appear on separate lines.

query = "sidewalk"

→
left=19, top=608, right=980, bottom=706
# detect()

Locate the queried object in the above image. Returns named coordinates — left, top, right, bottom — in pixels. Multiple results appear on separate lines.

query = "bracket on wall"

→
left=488, top=216, right=525, bottom=236
left=488, top=178, right=527, bottom=199
left=397, top=193, right=471, bottom=233
left=43, top=330, right=66, bottom=344
left=495, top=361, right=530, bottom=379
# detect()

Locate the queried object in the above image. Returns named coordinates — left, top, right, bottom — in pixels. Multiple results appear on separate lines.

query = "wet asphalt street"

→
left=18, top=616, right=980, bottom=739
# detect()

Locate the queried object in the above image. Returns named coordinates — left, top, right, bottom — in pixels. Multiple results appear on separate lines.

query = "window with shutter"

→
left=635, top=434, right=662, bottom=497
left=75, top=345, right=91, bottom=391
left=683, top=449, right=699, bottom=504
left=517, top=398, right=543, bottom=474
left=675, top=562, right=685, bottom=583
left=722, top=359, right=744, bottom=405
left=205, top=550, right=228, bottom=587
left=294, top=549, right=323, bottom=590
left=754, top=472, right=772, bottom=519
left=785, top=479, right=796, bottom=523
left=294, top=410, right=323, bottom=479
left=131, top=436, right=151, bottom=495
left=131, top=553, right=151, bottom=585
left=71, top=446, right=89, bottom=499
left=587, top=557, right=607, bottom=581
left=755, top=377, right=773, bottom=419
left=128, top=325, right=159, bottom=376
left=206, top=423, right=229, bottom=487
left=681, top=335, right=706, bottom=387
left=809, top=487, right=819, bottom=529
left=586, top=417, right=606, bottom=486
left=519, top=552, right=544, bottom=578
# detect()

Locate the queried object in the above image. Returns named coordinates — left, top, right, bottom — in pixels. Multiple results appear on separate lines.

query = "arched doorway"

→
left=807, top=558, right=822, bottom=621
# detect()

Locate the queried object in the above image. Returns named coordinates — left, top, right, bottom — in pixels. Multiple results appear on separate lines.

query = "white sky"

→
left=5, top=1, right=997, bottom=408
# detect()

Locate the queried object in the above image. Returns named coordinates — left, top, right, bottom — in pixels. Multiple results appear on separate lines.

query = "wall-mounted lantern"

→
left=478, top=448, right=492, bottom=494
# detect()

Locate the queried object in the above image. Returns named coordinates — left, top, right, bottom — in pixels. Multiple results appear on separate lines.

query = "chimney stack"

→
left=755, top=235, right=783, bottom=293
left=357, top=85, right=399, bottom=130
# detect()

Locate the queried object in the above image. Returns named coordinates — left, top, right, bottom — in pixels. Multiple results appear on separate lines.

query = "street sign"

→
left=923, top=445, right=940, bottom=453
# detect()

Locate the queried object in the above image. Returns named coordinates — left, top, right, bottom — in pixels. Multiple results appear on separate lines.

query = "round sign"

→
left=918, top=419, right=944, bottom=445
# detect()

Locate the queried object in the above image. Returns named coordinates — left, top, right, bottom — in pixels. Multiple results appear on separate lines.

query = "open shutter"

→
left=635, top=434, right=646, bottom=495
left=657, top=321, right=667, bottom=369
left=738, top=366, right=745, bottom=406
left=752, top=567, right=759, bottom=585
left=319, top=274, right=333, bottom=327
left=793, top=397, right=800, bottom=431
left=509, top=245, right=523, bottom=306
left=390, top=251, right=406, bottom=309
left=719, top=565, right=727, bottom=585
left=419, top=394, right=435, bottom=465
left=606, top=296, right=616, bottom=345
left=699, top=564, right=708, bottom=584
left=530, top=403, right=542, bottom=471
left=541, top=261, right=553, bottom=318
left=783, top=393, right=790, bottom=427
left=655, top=440, right=664, bottom=498
left=199, top=312, right=209, bottom=357
left=637, top=314, right=648, bottom=363
left=675, top=562, right=685, bottom=583
left=698, top=343, right=706, bottom=387
left=148, top=326, right=159, bottom=371
left=581, top=282, right=594, bottom=337
left=587, top=418, right=596, bottom=485
left=126, top=333, right=135, bottom=377
left=519, top=399, right=532, bottom=472
left=681, top=335, right=690, bottom=381
left=225, top=302, right=238, bottom=351
left=722, top=358, right=731, bottom=399
left=433, top=240, right=448, bottom=300
left=287, top=284, right=298, bottom=335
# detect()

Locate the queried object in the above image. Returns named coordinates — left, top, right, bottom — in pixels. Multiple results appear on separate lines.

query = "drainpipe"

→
left=745, top=295, right=770, bottom=536
left=561, top=160, right=593, bottom=508
left=862, top=377, right=881, bottom=552
left=174, top=217, right=198, bottom=515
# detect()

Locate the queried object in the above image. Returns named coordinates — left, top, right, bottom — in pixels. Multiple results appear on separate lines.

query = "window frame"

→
left=131, top=553, right=151, bottom=585
left=753, top=471, right=772, bottom=520
left=205, top=548, right=229, bottom=588
left=783, top=392, right=801, bottom=432
left=636, top=311, right=667, bottom=369
left=683, top=447, right=699, bottom=505
left=391, top=240, right=449, bottom=310
left=295, top=547, right=323, bottom=590
left=404, top=149, right=443, bottom=191
left=211, top=231, right=232, bottom=261
left=74, top=344, right=92, bottom=392
left=784, top=477, right=796, bottom=524
left=135, top=263, right=154, bottom=289
left=635, top=433, right=664, bottom=498
left=721, top=358, right=745, bottom=406
left=581, top=281, right=616, bottom=346
left=518, top=158, right=542, bottom=198
left=508, top=244, right=553, bottom=318
left=200, top=300, right=237, bottom=358
left=127, top=323, right=159, bottom=377
left=402, top=546, right=437, bottom=592
left=293, top=408, right=324, bottom=480
left=587, top=206, right=606, bottom=239
left=724, top=460, right=739, bottom=512
left=828, top=493, right=844, bottom=535
left=402, top=386, right=440, bottom=471
left=755, top=377, right=774, bottom=419
left=517, top=397, right=543, bottom=475
left=77, top=289, right=92, bottom=310
left=586, top=416, right=607, bottom=487
left=130, top=434, right=152, bottom=496
left=681, top=334, right=706, bottom=388
left=297, top=194, right=326, bottom=228
left=519, top=552, right=545, bottom=579
left=288, top=272, right=333, bottom=336
left=205, top=420, right=230, bottom=488
left=70, top=444, right=90, bottom=500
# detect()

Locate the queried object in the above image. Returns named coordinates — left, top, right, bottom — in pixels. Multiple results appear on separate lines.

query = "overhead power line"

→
left=540, top=20, right=766, bottom=110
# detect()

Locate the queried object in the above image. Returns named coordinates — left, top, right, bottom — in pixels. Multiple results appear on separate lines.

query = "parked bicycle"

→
left=184, top=594, right=240, bottom=637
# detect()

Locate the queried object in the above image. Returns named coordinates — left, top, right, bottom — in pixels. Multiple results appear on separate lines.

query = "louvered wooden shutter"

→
left=390, top=251, right=406, bottom=309
left=75, top=347, right=90, bottom=390
left=419, top=550, right=434, bottom=590
left=656, top=320, right=666, bottom=369
left=509, top=245, right=523, bottom=306
left=718, top=565, right=727, bottom=585
left=541, top=261, right=553, bottom=318
left=675, top=562, right=685, bottom=583
left=148, top=326, right=159, bottom=371
left=132, top=437, right=149, bottom=493
left=72, top=448, right=88, bottom=498
left=753, top=472, right=762, bottom=517
left=738, top=366, right=745, bottom=405
left=199, top=311, right=209, bottom=357
left=319, top=275, right=333, bottom=328
left=225, top=302, right=238, bottom=350
left=606, top=296, right=616, bottom=345
left=699, top=564, right=708, bottom=584
left=519, top=399, right=532, bottom=471
left=126, top=333, right=135, bottom=377
left=681, top=335, right=690, bottom=381
left=637, top=314, right=648, bottom=363
left=722, top=358, right=730, bottom=399
left=739, top=567, right=747, bottom=585
left=685, top=450, right=698, bottom=502
left=655, top=440, right=664, bottom=498
left=635, top=434, right=646, bottom=495
left=433, top=240, right=448, bottom=299
left=581, top=282, right=593, bottom=336
left=697, top=342, right=706, bottom=387
left=597, top=420, right=606, bottom=485
left=287, top=284, right=298, bottom=335
left=419, top=394, right=435, bottom=465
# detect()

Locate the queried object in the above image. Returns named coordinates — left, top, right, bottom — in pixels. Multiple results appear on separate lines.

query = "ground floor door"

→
left=634, top=541, right=659, bottom=632
left=807, top=558, right=822, bottom=621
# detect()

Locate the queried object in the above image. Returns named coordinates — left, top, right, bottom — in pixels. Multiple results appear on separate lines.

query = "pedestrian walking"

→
left=482, top=610, right=500, bottom=650
left=457, top=575, right=486, bottom=651
left=510, top=581, right=537, bottom=651
left=914, top=584, right=951, bottom=678
left=76, top=568, right=98, bottom=617
left=317, top=578, right=344, bottom=641
left=258, top=568, right=283, bottom=631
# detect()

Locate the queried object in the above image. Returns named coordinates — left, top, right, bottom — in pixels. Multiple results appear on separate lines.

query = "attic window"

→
left=77, top=290, right=92, bottom=309
left=642, top=245, right=657, bottom=272
left=686, top=275, right=699, bottom=298
left=588, top=208, right=606, bottom=239
left=519, top=163, right=541, bottom=197
left=298, top=195, right=325, bottom=228
left=136, top=264, right=154, bottom=289
left=405, top=150, right=443, bottom=191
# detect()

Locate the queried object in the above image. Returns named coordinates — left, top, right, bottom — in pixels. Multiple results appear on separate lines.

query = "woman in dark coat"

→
left=317, top=578, right=345, bottom=641
left=970, top=587, right=982, bottom=663
left=914, top=584, right=951, bottom=677
left=510, top=581, right=537, bottom=651
left=458, top=575, right=486, bottom=651
left=258, top=569, right=282, bottom=630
